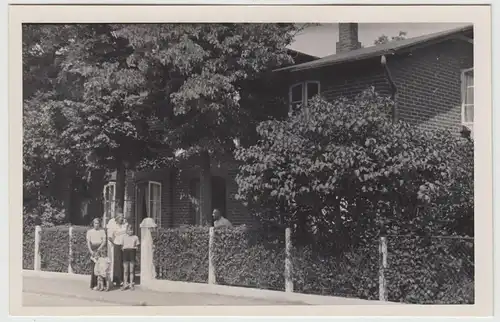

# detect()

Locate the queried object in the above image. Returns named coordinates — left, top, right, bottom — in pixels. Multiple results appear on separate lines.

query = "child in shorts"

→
left=121, top=225, right=140, bottom=290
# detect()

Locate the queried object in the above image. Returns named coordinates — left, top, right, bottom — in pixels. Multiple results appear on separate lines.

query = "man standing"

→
left=212, top=208, right=232, bottom=228
left=106, top=212, right=128, bottom=286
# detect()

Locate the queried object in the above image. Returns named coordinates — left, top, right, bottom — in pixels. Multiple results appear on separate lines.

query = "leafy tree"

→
left=24, top=24, right=173, bottom=218
left=235, top=88, right=473, bottom=249
left=114, top=23, right=303, bottom=223
left=24, top=23, right=303, bottom=224
left=23, top=24, right=88, bottom=223
left=374, top=31, right=407, bottom=45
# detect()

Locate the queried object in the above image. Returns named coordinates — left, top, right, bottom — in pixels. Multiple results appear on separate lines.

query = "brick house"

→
left=275, top=23, right=474, bottom=135
left=102, top=24, right=474, bottom=233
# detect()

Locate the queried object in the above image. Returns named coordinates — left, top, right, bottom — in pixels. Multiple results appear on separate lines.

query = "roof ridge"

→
left=275, top=24, right=473, bottom=72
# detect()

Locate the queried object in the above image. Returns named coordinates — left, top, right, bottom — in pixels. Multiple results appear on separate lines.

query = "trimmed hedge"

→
left=39, top=226, right=70, bottom=272
left=71, top=225, right=96, bottom=275
left=213, top=226, right=286, bottom=291
left=29, top=223, right=472, bottom=304
left=386, top=237, right=474, bottom=304
left=292, top=243, right=379, bottom=300
left=152, top=226, right=209, bottom=283
left=34, top=225, right=104, bottom=274
left=150, top=226, right=472, bottom=304
left=23, top=226, right=35, bottom=270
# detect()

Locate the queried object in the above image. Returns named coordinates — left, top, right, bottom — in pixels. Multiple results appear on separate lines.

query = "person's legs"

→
left=129, top=262, right=135, bottom=290
left=90, top=260, right=97, bottom=290
left=122, top=261, right=129, bottom=290
left=113, top=245, right=123, bottom=285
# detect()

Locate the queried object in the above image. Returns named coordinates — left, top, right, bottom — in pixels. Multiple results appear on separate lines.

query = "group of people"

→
left=85, top=208, right=232, bottom=291
left=85, top=213, right=139, bottom=291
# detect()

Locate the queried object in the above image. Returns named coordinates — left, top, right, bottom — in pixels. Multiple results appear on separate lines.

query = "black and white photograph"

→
left=9, top=3, right=493, bottom=317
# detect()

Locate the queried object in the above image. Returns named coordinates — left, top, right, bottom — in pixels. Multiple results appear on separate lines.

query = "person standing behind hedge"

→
left=86, top=218, right=106, bottom=290
left=106, top=213, right=128, bottom=287
left=213, top=209, right=232, bottom=228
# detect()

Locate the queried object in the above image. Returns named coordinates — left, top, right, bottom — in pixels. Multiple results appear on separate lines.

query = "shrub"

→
left=39, top=226, right=70, bottom=272
left=386, top=236, right=474, bottom=304
left=235, top=88, right=474, bottom=244
left=71, top=225, right=95, bottom=275
left=152, top=226, right=209, bottom=283
left=212, top=226, right=286, bottom=291
left=292, top=242, right=379, bottom=300
left=23, top=227, right=35, bottom=270
left=23, top=200, right=66, bottom=228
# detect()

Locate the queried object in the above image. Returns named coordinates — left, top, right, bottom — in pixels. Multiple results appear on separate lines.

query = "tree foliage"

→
left=23, top=23, right=303, bottom=223
left=235, top=88, right=473, bottom=247
left=374, top=31, right=408, bottom=45
left=113, top=23, right=302, bottom=159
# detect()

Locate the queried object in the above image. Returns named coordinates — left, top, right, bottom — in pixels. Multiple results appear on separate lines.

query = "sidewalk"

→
left=23, top=270, right=398, bottom=306
left=23, top=274, right=307, bottom=306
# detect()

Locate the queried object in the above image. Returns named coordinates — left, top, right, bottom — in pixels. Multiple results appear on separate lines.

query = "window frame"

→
left=288, top=81, right=321, bottom=112
left=461, top=67, right=474, bottom=127
left=147, top=181, right=162, bottom=229
left=103, top=182, right=116, bottom=228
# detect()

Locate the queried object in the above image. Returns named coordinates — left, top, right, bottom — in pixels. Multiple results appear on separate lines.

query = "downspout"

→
left=380, top=54, right=399, bottom=123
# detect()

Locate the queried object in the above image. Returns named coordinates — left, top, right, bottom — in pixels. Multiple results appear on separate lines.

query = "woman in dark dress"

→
left=86, top=218, right=106, bottom=290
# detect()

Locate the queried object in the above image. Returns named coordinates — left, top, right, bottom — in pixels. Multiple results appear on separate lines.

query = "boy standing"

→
left=121, top=226, right=140, bottom=290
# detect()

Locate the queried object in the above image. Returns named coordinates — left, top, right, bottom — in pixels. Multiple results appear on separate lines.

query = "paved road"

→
left=23, top=276, right=307, bottom=306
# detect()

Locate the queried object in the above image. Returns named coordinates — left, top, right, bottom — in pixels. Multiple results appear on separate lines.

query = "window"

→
left=189, top=177, right=227, bottom=226
left=148, top=181, right=162, bottom=228
left=461, top=68, right=474, bottom=126
left=103, top=182, right=116, bottom=228
left=289, top=81, right=320, bottom=112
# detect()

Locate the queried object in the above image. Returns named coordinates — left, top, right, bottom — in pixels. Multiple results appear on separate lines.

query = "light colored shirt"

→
left=122, top=234, right=140, bottom=250
left=106, top=218, right=128, bottom=245
left=86, top=228, right=106, bottom=245
left=214, top=217, right=233, bottom=228
left=93, top=257, right=111, bottom=277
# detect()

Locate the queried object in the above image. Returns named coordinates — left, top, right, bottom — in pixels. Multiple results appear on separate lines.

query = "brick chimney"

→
left=336, top=23, right=362, bottom=53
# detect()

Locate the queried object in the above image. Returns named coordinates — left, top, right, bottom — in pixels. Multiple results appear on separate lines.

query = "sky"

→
left=288, top=23, right=471, bottom=57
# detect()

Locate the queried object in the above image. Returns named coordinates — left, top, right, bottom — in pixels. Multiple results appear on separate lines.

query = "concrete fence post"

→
left=378, top=236, right=388, bottom=301
left=68, top=226, right=74, bottom=274
left=208, top=227, right=216, bottom=285
left=34, top=225, right=42, bottom=271
left=285, top=227, right=293, bottom=293
left=140, top=217, right=157, bottom=285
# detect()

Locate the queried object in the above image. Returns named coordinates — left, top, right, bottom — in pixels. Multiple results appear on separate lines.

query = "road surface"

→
left=22, top=276, right=307, bottom=306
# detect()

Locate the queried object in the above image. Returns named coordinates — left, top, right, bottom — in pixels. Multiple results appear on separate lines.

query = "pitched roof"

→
left=275, top=24, right=473, bottom=72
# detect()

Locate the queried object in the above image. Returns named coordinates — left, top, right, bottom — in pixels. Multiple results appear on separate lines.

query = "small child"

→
left=121, top=225, right=140, bottom=290
left=91, top=250, right=111, bottom=291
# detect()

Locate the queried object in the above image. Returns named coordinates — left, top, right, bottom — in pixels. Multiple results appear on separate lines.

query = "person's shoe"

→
left=92, top=286, right=98, bottom=291
left=120, top=283, right=129, bottom=291
left=129, top=284, right=135, bottom=291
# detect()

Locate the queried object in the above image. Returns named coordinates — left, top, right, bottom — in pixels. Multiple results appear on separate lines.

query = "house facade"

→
left=102, top=24, right=475, bottom=233
left=276, top=23, right=474, bottom=135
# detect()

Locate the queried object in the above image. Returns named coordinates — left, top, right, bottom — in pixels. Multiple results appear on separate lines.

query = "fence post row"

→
left=285, top=227, right=293, bottom=293
left=208, top=227, right=216, bottom=285
left=34, top=225, right=42, bottom=271
left=378, top=236, right=388, bottom=302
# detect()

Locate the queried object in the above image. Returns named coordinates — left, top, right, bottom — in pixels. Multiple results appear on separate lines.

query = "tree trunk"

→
left=62, top=164, right=76, bottom=223
left=115, top=162, right=126, bottom=215
left=199, top=151, right=213, bottom=226
left=87, top=169, right=106, bottom=225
